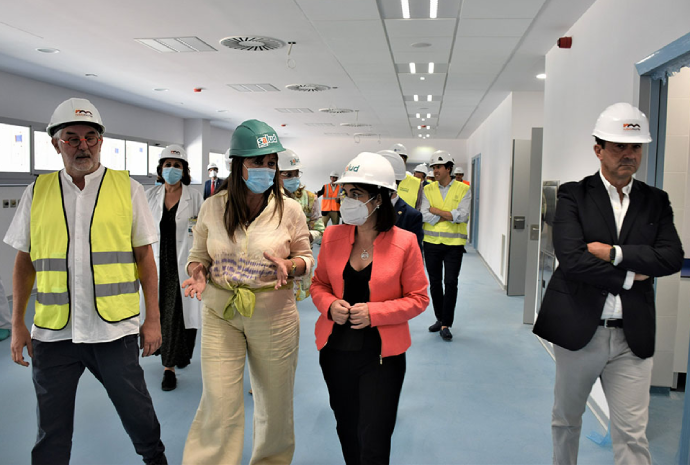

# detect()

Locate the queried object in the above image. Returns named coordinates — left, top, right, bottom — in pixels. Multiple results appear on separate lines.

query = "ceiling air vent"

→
left=228, top=83, right=279, bottom=92
left=136, top=37, right=217, bottom=53
left=219, top=36, right=286, bottom=51
left=305, top=123, right=335, bottom=127
left=286, top=84, right=331, bottom=92
left=340, top=122, right=371, bottom=128
left=353, top=132, right=380, bottom=138
left=275, top=108, right=313, bottom=113
left=319, top=108, right=353, bottom=114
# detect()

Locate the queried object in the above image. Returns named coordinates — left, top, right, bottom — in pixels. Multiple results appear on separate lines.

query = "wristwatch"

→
left=289, top=259, right=297, bottom=275
left=609, top=246, right=616, bottom=264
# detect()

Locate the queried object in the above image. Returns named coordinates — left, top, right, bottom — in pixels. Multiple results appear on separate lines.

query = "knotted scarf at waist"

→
left=202, top=280, right=292, bottom=320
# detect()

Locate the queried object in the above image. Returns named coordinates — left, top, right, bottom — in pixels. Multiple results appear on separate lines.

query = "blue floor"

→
left=0, top=246, right=684, bottom=464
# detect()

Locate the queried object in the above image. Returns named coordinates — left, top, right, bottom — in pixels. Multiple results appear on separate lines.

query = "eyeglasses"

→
left=280, top=171, right=303, bottom=178
left=59, top=136, right=102, bottom=148
left=340, top=191, right=367, bottom=201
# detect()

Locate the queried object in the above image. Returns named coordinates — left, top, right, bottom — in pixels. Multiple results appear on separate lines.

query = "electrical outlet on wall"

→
left=10, top=199, right=17, bottom=208
left=2, top=200, right=8, bottom=208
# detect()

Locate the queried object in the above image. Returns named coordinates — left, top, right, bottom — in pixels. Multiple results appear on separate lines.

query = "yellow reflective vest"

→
left=397, top=173, right=421, bottom=209
left=30, top=169, right=140, bottom=330
left=422, top=181, right=470, bottom=246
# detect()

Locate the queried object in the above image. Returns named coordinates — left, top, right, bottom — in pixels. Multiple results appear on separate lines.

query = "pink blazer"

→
left=311, top=224, right=429, bottom=357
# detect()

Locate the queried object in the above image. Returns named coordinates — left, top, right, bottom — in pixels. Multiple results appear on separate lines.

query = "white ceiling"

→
left=0, top=0, right=596, bottom=141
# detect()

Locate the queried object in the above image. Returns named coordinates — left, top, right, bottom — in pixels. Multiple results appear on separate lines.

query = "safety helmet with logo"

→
left=47, top=98, right=106, bottom=137
left=336, top=152, right=397, bottom=191
left=453, top=166, right=464, bottom=175
left=376, top=149, right=406, bottom=181
left=592, top=102, right=652, bottom=143
left=160, top=144, right=187, bottom=162
left=229, top=119, right=285, bottom=157
left=329, top=170, right=340, bottom=178
left=414, top=163, right=427, bottom=174
left=207, top=162, right=218, bottom=171
left=429, top=150, right=454, bottom=167
left=389, top=143, right=408, bottom=157
left=278, top=148, right=303, bottom=171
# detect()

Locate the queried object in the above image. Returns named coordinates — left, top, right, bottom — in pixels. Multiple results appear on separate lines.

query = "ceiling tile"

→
left=384, top=19, right=456, bottom=37
left=460, top=0, right=546, bottom=19
left=457, top=18, right=532, bottom=37
left=399, top=74, right=446, bottom=95
left=445, top=73, right=497, bottom=91
left=391, top=50, right=452, bottom=64
left=295, top=0, right=381, bottom=20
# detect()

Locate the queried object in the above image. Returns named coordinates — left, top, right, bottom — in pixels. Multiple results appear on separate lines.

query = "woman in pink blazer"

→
left=311, top=152, right=429, bottom=465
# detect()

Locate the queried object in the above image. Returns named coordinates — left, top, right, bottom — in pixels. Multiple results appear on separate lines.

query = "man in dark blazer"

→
left=204, top=162, right=222, bottom=200
left=533, top=103, right=683, bottom=464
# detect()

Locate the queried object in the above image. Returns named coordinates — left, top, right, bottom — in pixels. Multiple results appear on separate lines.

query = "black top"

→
left=327, top=261, right=381, bottom=351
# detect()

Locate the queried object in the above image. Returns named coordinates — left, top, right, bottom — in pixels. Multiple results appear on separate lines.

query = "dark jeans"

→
left=423, top=242, right=465, bottom=327
left=31, top=335, right=166, bottom=465
left=320, top=347, right=406, bottom=465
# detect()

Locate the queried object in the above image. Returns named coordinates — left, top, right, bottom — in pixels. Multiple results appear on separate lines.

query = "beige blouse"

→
left=187, top=191, right=314, bottom=290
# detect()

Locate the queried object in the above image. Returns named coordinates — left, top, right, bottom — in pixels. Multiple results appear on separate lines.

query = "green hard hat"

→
left=229, top=119, right=285, bottom=157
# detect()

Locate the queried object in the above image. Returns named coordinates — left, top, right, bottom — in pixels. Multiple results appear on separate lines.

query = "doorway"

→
left=470, top=154, right=481, bottom=248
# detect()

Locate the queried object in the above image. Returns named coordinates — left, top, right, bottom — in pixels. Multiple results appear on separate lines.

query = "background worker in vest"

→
left=203, top=162, right=223, bottom=199
left=426, top=171, right=436, bottom=183
left=413, top=163, right=428, bottom=182
left=454, top=166, right=470, bottom=186
left=389, top=144, right=425, bottom=211
left=5, top=98, right=167, bottom=465
left=378, top=150, right=424, bottom=251
left=421, top=150, right=471, bottom=341
left=317, top=170, right=342, bottom=227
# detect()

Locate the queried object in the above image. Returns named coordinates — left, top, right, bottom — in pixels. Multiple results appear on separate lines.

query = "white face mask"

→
left=340, top=196, right=377, bottom=226
left=390, top=193, right=398, bottom=206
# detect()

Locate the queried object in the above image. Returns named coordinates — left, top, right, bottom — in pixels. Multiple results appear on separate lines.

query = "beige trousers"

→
left=552, top=327, right=653, bottom=465
left=183, top=288, right=300, bottom=465
left=321, top=211, right=340, bottom=227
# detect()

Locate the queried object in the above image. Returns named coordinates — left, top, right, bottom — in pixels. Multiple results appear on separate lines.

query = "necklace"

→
left=360, top=248, right=370, bottom=260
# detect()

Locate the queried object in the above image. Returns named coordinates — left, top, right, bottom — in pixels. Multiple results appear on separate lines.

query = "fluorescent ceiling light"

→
left=422, top=119, right=426, bottom=122
left=536, top=73, right=547, bottom=79
left=430, top=0, right=438, bottom=18
left=419, top=134, right=423, bottom=138
left=427, top=113, right=431, bottom=118
left=427, top=95, right=432, bottom=101
left=414, top=95, right=419, bottom=102
left=416, top=113, right=420, bottom=118
left=409, top=63, right=416, bottom=74
left=428, top=62, right=434, bottom=74
left=418, top=126, right=422, bottom=130
left=420, top=77, right=425, bottom=81
left=401, top=0, right=410, bottom=18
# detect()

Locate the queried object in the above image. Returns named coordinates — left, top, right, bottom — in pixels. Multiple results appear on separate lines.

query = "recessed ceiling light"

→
left=411, top=42, right=432, bottom=48
left=430, top=0, right=438, bottom=18
left=536, top=73, right=547, bottom=80
left=153, top=88, right=169, bottom=92
left=427, top=95, right=432, bottom=101
left=409, top=63, right=416, bottom=74
left=414, top=95, right=419, bottom=102
left=419, top=134, right=423, bottom=138
left=36, top=48, right=59, bottom=54
left=85, top=73, right=98, bottom=77
left=428, top=62, right=434, bottom=74
left=416, top=113, right=420, bottom=118
left=401, top=0, right=410, bottom=19
left=217, top=110, right=229, bottom=113
left=417, top=126, right=422, bottom=129
left=422, top=119, right=426, bottom=122
left=427, top=113, right=431, bottom=118
left=420, top=77, right=425, bottom=81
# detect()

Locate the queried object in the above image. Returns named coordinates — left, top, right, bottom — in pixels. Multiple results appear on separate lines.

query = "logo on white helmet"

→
left=257, top=134, right=278, bottom=148
left=170, top=150, right=181, bottom=155
left=623, top=123, right=641, bottom=131
left=346, top=164, right=360, bottom=173
left=75, top=109, right=93, bottom=117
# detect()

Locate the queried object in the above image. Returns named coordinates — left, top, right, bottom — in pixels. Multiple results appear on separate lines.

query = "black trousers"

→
left=423, top=242, right=465, bottom=327
left=31, top=335, right=166, bottom=465
left=320, top=347, right=406, bottom=465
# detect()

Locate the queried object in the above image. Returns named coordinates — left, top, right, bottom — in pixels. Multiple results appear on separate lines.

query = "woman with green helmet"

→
left=181, top=120, right=314, bottom=464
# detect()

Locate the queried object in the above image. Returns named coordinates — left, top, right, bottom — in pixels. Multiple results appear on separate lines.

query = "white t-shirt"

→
left=3, top=164, right=158, bottom=343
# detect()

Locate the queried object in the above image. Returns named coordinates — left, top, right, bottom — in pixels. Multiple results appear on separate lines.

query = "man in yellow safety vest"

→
left=421, top=150, right=471, bottom=342
left=4, top=98, right=167, bottom=464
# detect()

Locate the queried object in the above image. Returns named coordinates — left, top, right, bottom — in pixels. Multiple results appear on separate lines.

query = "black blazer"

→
left=533, top=172, right=683, bottom=359
left=203, top=178, right=223, bottom=200
left=394, top=197, right=424, bottom=252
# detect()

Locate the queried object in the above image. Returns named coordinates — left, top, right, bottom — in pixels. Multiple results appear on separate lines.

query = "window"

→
left=0, top=122, right=31, bottom=173
left=34, top=131, right=64, bottom=171
left=101, top=137, right=126, bottom=170
left=148, top=146, right=164, bottom=177
left=125, top=140, right=148, bottom=176
left=209, top=152, right=230, bottom=179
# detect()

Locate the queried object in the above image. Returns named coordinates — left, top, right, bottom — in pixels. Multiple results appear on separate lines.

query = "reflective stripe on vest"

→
left=422, top=181, right=469, bottom=246
left=397, top=174, right=421, bottom=209
left=322, top=183, right=341, bottom=211
left=30, top=169, right=140, bottom=330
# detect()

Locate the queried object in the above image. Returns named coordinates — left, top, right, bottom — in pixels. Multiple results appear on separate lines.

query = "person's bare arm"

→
left=11, top=251, right=35, bottom=367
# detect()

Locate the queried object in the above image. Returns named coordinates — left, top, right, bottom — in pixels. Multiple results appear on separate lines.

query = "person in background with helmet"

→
left=4, top=98, right=167, bottom=464
left=144, top=145, right=203, bottom=391
left=311, top=152, right=428, bottom=465
left=391, top=144, right=425, bottom=211
left=378, top=150, right=424, bottom=251
left=317, top=170, right=342, bottom=227
left=454, top=166, right=470, bottom=186
left=426, top=170, right=435, bottom=183
left=181, top=119, right=313, bottom=465
left=533, top=103, right=683, bottom=465
left=413, top=163, right=429, bottom=183
left=421, top=150, right=471, bottom=342
left=278, top=148, right=324, bottom=301
left=204, top=162, right=223, bottom=200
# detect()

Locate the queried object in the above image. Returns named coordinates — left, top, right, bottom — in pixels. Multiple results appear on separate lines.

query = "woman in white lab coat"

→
left=145, top=144, right=203, bottom=391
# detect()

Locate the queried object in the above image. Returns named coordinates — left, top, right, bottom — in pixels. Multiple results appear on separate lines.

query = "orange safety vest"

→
left=321, top=183, right=341, bottom=212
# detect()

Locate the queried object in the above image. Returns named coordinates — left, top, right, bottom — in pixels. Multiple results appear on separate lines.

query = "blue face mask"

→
left=283, top=177, right=301, bottom=193
left=243, top=165, right=275, bottom=194
left=162, top=167, right=183, bottom=185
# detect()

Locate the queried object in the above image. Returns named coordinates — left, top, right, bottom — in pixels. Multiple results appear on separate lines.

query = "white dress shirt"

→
left=598, top=171, right=636, bottom=320
left=420, top=179, right=472, bottom=226
left=4, top=164, right=158, bottom=343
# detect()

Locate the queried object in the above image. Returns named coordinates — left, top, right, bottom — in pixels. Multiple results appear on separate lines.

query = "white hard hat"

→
left=430, top=150, right=454, bottom=167
left=389, top=143, right=407, bottom=156
left=427, top=171, right=435, bottom=177
left=414, top=163, right=427, bottom=173
left=329, top=170, right=340, bottom=178
left=224, top=148, right=232, bottom=171
left=592, top=102, right=652, bottom=143
left=160, top=144, right=187, bottom=162
left=336, top=152, right=397, bottom=191
left=207, top=162, right=218, bottom=170
left=278, top=148, right=303, bottom=171
left=454, top=166, right=464, bottom=175
left=376, top=149, right=406, bottom=181
left=47, top=98, right=106, bottom=137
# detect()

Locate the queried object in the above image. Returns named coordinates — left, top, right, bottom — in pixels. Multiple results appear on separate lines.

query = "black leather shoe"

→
left=428, top=321, right=442, bottom=332
left=162, top=370, right=176, bottom=391
left=440, top=327, right=453, bottom=341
